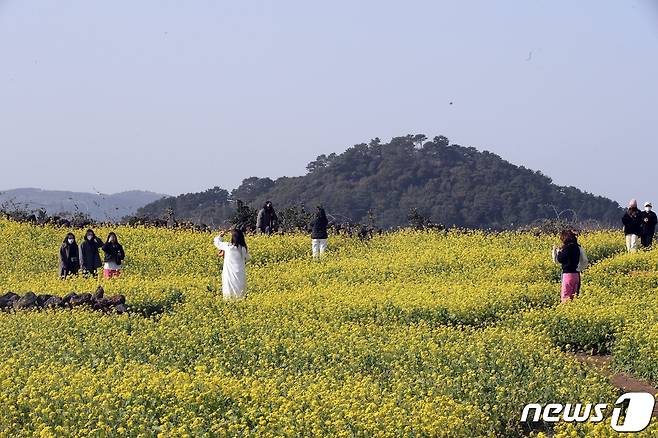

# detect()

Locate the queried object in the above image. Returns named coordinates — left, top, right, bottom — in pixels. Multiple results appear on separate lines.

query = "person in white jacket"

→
left=213, top=229, right=251, bottom=299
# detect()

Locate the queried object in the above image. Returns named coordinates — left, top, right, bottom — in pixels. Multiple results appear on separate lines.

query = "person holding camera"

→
left=213, top=229, right=251, bottom=299
left=552, top=230, right=586, bottom=303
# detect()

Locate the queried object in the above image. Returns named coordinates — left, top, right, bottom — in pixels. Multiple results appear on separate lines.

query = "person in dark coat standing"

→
left=622, top=199, right=643, bottom=252
left=59, top=233, right=80, bottom=278
left=641, top=201, right=658, bottom=248
left=553, top=230, right=582, bottom=303
left=79, top=229, right=104, bottom=276
left=256, top=201, right=278, bottom=234
left=310, top=206, right=329, bottom=259
left=102, top=232, right=125, bottom=279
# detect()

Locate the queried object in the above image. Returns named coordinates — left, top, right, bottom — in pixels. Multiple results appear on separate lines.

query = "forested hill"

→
left=136, top=135, right=623, bottom=229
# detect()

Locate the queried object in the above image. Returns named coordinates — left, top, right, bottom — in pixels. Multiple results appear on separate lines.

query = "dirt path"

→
left=572, top=353, right=658, bottom=417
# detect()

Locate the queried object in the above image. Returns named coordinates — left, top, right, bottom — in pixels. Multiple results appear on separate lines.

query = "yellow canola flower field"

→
left=0, top=218, right=656, bottom=437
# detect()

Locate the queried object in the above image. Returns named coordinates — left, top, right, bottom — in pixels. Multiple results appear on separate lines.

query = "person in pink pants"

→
left=552, top=230, right=583, bottom=303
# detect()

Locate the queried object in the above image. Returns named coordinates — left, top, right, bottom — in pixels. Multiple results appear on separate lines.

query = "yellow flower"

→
left=0, top=219, right=650, bottom=436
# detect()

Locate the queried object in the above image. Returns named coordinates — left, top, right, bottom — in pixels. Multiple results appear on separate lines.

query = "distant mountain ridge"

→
left=0, top=188, right=165, bottom=222
left=136, top=134, right=624, bottom=229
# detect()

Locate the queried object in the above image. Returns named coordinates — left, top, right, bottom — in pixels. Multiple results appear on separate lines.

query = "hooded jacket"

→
left=256, top=203, right=278, bottom=233
left=311, top=209, right=329, bottom=239
left=622, top=208, right=643, bottom=235
left=80, top=230, right=104, bottom=270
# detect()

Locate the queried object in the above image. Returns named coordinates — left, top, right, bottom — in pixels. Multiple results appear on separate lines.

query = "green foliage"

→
left=277, top=204, right=313, bottom=232
left=135, top=186, right=233, bottom=227
left=137, top=134, right=624, bottom=229
left=0, top=220, right=622, bottom=436
left=230, top=200, right=257, bottom=231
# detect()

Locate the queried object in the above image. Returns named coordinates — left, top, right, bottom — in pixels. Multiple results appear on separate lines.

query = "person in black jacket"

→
left=641, top=202, right=658, bottom=248
left=622, top=199, right=642, bottom=252
left=310, top=206, right=329, bottom=259
left=102, top=232, right=125, bottom=279
left=554, top=229, right=582, bottom=303
left=256, top=201, right=278, bottom=234
left=59, top=233, right=80, bottom=278
left=79, top=229, right=104, bottom=276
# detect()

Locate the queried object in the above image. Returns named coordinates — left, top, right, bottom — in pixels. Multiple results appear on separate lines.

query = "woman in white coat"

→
left=213, top=229, right=251, bottom=299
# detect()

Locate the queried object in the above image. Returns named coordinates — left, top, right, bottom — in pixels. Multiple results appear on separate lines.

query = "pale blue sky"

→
left=1, top=0, right=657, bottom=206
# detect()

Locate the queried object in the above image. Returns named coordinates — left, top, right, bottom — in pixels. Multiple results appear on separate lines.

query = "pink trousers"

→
left=561, top=273, right=581, bottom=303
left=103, top=269, right=121, bottom=279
